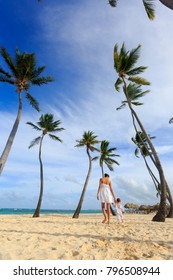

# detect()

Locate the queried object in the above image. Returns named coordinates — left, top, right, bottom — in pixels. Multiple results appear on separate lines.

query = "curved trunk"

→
left=123, top=78, right=167, bottom=222
left=132, top=108, right=166, bottom=222
left=159, top=0, right=173, bottom=9
left=0, top=91, right=22, bottom=175
left=72, top=147, right=92, bottom=218
left=166, top=182, right=173, bottom=218
left=33, top=135, right=44, bottom=218
left=143, top=156, right=173, bottom=217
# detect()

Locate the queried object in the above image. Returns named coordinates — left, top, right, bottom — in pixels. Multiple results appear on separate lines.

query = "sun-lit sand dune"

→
left=0, top=213, right=172, bottom=260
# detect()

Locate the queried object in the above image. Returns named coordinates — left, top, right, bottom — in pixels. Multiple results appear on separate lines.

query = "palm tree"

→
left=27, top=113, right=64, bottom=217
left=0, top=47, right=53, bottom=175
left=99, top=140, right=120, bottom=176
left=109, top=1, right=173, bottom=20
left=100, top=140, right=120, bottom=216
left=114, top=42, right=168, bottom=222
left=73, top=131, right=99, bottom=218
left=132, top=131, right=173, bottom=218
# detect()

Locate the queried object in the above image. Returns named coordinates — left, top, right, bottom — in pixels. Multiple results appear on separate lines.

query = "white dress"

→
left=99, top=183, right=114, bottom=203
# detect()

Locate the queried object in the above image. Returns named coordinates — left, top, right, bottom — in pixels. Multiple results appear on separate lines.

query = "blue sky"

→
left=0, top=0, right=173, bottom=210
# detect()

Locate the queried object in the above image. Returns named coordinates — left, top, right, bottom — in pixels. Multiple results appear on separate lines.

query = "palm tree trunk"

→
left=33, top=135, right=44, bottom=217
left=166, top=182, right=173, bottom=218
left=73, top=148, right=92, bottom=218
left=123, top=78, right=167, bottom=222
left=131, top=108, right=166, bottom=222
left=0, top=91, right=22, bottom=175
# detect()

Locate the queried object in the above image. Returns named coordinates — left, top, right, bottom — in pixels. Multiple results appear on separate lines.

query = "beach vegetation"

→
left=73, top=131, right=100, bottom=218
left=0, top=47, right=53, bottom=176
left=113, top=42, right=170, bottom=222
left=27, top=113, right=64, bottom=218
left=132, top=131, right=173, bottom=218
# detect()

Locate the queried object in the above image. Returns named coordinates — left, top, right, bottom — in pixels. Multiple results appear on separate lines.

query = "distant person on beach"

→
left=97, top=173, right=116, bottom=225
left=114, top=198, right=125, bottom=224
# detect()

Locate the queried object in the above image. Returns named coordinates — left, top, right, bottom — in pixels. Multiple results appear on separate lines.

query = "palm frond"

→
left=31, top=76, right=54, bottom=85
left=124, top=44, right=141, bottom=72
left=0, top=47, right=17, bottom=76
left=126, top=66, right=147, bottom=76
left=108, top=0, right=117, bottom=7
left=134, top=148, right=140, bottom=158
left=48, top=134, right=63, bottom=142
left=131, top=101, right=143, bottom=106
left=28, top=136, right=41, bottom=149
left=116, top=102, right=126, bottom=111
left=143, top=0, right=155, bottom=20
left=25, top=92, right=40, bottom=112
left=0, top=75, right=14, bottom=84
left=0, top=67, right=13, bottom=78
left=128, top=76, right=150, bottom=85
left=115, top=78, right=123, bottom=92
left=92, top=156, right=99, bottom=161
left=26, top=121, right=42, bottom=131
left=169, top=117, right=173, bottom=124
left=105, top=162, right=114, bottom=171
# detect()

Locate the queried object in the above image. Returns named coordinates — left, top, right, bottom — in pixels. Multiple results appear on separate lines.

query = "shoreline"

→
left=0, top=213, right=172, bottom=260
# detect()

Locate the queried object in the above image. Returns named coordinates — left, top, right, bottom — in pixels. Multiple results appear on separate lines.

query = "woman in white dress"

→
left=97, top=173, right=116, bottom=224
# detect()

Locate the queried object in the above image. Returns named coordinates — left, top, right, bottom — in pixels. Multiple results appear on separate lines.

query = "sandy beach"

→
left=0, top=213, right=172, bottom=260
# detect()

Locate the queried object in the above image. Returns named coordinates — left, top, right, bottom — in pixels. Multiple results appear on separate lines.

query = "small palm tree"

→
left=73, top=131, right=99, bottom=218
left=100, top=140, right=120, bottom=216
left=0, top=47, right=53, bottom=175
left=114, top=42, right=168, bottom=222
left=100, top=140, right=120, bottom=177
left=27, top=113, right=64, bottom=217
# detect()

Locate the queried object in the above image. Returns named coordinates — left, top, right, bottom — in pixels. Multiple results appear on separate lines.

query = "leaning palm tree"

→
left=132, top=131, right=173, bottom=218
left=0, top=47, right=53, bottom=175
left=27, top=114, right=64, bottom=217
left=109, top=0, right=173, bottom=20
left=100, top=140, right=120, bottom=216
left=73, top=131, right=99, bottom=218
left=114, top=42, right=168, bottom=222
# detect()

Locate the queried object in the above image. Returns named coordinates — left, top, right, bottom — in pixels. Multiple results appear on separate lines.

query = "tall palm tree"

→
left=0, top=48, right=53, bottom=175
left=109, top=1, right=173, bottom=20
left=73, top=131, right=99, bottom=218
left=132, top=131, right=173, bottom=218
left=114, top=42, right=168, bottom=222
left=100, top=140, right=120, bottom=216
left=27, top=113, right=64, bottom=217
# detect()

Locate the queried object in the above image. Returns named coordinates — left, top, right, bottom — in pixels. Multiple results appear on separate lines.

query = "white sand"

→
left=0, top=213, right=172, bottom=260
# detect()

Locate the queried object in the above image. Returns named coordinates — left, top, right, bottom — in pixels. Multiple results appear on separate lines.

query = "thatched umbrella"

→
left=124, top=203, right=139, bottom=209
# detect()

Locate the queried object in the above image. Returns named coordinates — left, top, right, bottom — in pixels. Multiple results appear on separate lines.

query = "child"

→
left=114, top=198, right=125, bottom=223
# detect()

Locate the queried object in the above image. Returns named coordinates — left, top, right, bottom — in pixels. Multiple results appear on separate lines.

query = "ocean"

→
left=0, top=208, right=102, bottom=215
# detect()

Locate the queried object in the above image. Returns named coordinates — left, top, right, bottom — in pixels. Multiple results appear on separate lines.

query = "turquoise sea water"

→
left=0, top=208, right=102, bottom=215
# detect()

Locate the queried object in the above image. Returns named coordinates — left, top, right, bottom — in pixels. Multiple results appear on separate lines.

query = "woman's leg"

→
left=107, top=203, right=111, bottom=224
left=101, top=203, right=107, bottom=223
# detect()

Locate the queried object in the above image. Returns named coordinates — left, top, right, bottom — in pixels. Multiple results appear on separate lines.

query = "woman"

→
left=97, top=173, right=116, bottom=224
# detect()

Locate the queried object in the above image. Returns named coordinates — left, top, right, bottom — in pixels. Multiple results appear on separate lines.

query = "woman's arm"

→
left=109, top=181, right=116, bottom=202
